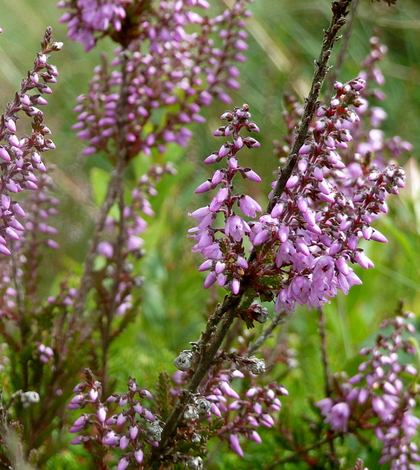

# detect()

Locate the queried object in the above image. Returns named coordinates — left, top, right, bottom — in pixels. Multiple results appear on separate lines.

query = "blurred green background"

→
left=1, top=0, right=420, bottom=468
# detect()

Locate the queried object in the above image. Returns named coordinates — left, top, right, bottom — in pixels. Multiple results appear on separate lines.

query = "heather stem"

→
left=266, top=0, right=352, bottom=215
left=151, top=294, right=242, bottom=464
left=102, top=184, right=126, bottom=397
left=10, top=247, right=30, bottom=391
left=325, top=0, right=360, bottom=102
left=70, top=158, right=124, bottom=322
left=70, top=51, right=131, bottom=331
left=317, top=307, right=336, bottom=459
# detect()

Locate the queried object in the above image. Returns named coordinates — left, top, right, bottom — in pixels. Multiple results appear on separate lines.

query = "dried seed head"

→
left=195, top=397, right=211, bottom=416
left=246, top=357, right=266, bottom=375
left=186, top=457, right=203, bottom=470
left=184, top=404, right=199, bottom=422
left=146, top=421, right=163, bottom=442
left=174, top=350, right=194, bottom=371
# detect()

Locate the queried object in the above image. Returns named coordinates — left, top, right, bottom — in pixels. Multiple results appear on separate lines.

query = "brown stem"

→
left=325, top=0, right=360, bottom=103
left=318, top=307, right=336, bottom=459
left=266, top=0, right=353, bottom=216
left=101, top=184, right=126, bottom=397
left=68, top=51, right=131, bottom=336
left=9, top=246, right=29, bottom=391
left=151, top=294, right=242, bottom=464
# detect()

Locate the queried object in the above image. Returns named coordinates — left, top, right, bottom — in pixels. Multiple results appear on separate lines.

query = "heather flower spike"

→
left=63, top=0, right=254, bottom=159
left=69, top=370, right=158, bottom=464
left=190, top=88, right=405, bottom=314
left=0, top=27, right=60, bottom=254
left=189, top=104, right=262, bottom=296
left=317, top=310, right=420, bottom=469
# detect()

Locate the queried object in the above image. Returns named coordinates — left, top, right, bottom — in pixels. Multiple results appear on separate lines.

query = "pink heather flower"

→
left=325, top=402, right=350, bottom=433
left=225, top=215, right=249, bottom=242
left=204, top=272, right=217, bottom=289
left=239, top=195, right=262, bottom=218
left=117, top=457, right=129, bottom=470
left=70, top=436, right=84, bottom=445
left=195, top=180, right=213, bottom=194
left=134, top=449, right=144, bottom=463
left=103, top=431, right=119, bottom=446
left=97, top=405, right=107, bottom=423
left=231, top=278, right=240, bottom=294
left=219, top=381, right=240, bottom=399
left=97, top=240, right=114, bottom=258
left=230, top=434, right=244, bottom=457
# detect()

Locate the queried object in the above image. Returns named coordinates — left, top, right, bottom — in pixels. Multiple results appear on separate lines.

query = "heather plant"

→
left=0, top=0, right=419, bottom=469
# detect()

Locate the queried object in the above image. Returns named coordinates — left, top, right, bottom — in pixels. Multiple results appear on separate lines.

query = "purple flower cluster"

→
left=37, top=343, right=54, bottom=364
left=317, top=311, right=420, bottom=469
left=222, top=381, right=288, bottom=457
left=58, top=0, right=129, bottom=51
left=172, top=361, right=288, bottom=458
left=0, top=173, right=59, bottom=314
left=277, top=34, right=412, bottom=171
left=65, top=0, right=252, bottom=159
left=339, top=35, right=412, bottom=169
left=94, top=163, right=176, bottom=317
left=69, top=369, right=158, bottom=469
left=0, top=28, right=61, bottom=256
left=269, top=77, right=405, bottom=312
left=190, top=80, right=406, bottom=313
left=189, top=103, right=262, bottom=295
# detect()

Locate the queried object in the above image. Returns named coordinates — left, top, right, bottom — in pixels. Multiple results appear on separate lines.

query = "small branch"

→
left=100, top=53, right=131, bottom=391
left=247, top=309, right=287, bottom=356
left=152, top=294, right=242, bottom=463
left=318, top=307, right=336, bottom=459
left=70, top=149, right=126, bottom=323
left=102, top=184, right=126, bottom=396
left=69, top=51, right=131, bottom=332
left=325, top=0, right=360, bottom=102
left=266, top=0, right=353, bottom=215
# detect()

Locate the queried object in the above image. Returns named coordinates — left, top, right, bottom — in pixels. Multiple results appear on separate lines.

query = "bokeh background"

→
left=1, top=0, right=420, bottom=468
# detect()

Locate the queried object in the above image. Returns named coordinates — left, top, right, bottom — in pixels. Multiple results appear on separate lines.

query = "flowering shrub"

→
left=0, top=0, right=419, bottom=469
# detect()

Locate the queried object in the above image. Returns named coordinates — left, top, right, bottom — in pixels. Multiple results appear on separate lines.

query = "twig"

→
left=101, top=57, right=131, bottom=393
left=318, top=307, right=336, bottom=459
left=325, top=0, right=360, bottom=102
left=266, top=0, right=353, bottom=216
left=151, top=294, right=242, bottom=464
left=102, top=184, right=126, bottom=396
left=69, top=51, right=131, bottom=335
left=247, top=309, right=287, bottom=356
